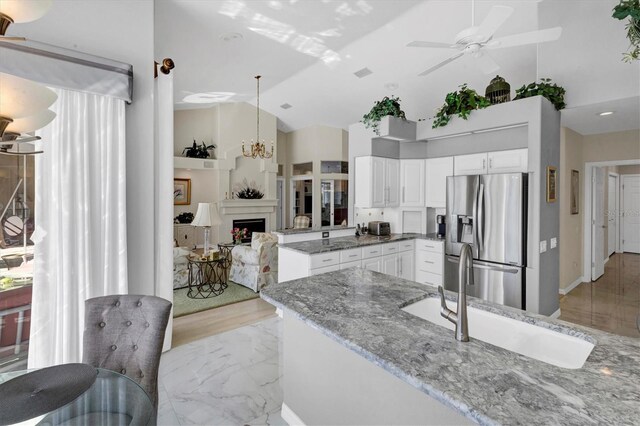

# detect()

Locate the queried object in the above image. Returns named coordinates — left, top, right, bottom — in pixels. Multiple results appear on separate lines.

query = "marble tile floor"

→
left=157, top=316, right=287, bottom=426
left=560, top=252, right=640, bottom=338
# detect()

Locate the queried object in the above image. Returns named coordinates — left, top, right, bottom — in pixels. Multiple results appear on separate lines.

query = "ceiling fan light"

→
left=5, top=109, right=55, bottom=134
left=0, top=0, right=52, bottom=23
left=0, top=72, right=57, bottom=119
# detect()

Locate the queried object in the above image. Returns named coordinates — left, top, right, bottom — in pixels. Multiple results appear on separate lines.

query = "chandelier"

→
left=242, top=75, right=273, bottom=159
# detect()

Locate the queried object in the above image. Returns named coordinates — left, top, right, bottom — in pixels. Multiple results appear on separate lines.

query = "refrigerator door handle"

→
left=472, top=179, right=479, bottom=249
left=477, top=183, right=484, bottom=252
left=447, top=256, right=519, bottom=274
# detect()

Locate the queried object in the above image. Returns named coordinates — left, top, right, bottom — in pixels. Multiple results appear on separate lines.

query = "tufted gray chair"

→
left=82, top=295, right=172, bottom=410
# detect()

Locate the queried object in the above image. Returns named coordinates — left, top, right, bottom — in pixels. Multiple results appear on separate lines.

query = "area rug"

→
left=173, top=281, right=259, bottom=318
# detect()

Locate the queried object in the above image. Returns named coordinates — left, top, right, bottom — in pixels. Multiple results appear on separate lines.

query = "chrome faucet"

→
left=438, top=243, right=474, bottom=342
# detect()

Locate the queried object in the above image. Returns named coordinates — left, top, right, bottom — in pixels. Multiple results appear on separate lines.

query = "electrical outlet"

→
left=550, top=237, right=557, bottom=249
left=539, top=240, right=547, bottom=253
left=322, top=231, right=330, bottom=238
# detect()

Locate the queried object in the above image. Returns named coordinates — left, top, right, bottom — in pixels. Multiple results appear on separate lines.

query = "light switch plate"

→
left=550, top=237, right=557, bottom=249
left=540, top=240, right=547, bottom=253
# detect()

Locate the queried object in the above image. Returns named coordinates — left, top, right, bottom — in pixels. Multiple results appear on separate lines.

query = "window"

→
left=292, top=179, right=313, bottom=226
left=277, top=164, right=283, bottom=177
left=321, top=161, right=348, bottom=174
left=0, top=155, right=35, bottom=372
left=292, top=162, right=313, bottom=176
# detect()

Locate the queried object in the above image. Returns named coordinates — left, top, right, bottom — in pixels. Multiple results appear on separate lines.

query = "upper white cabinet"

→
left=355, top=156, right=400, bottom=208
left=454, top=153, right=488, bottom=175
left=487, top=149, right=528, bottom=174
left=400, top=159, right=425, bottom=207
left=454, top=149, right=528, bottom=176
left=425, top=156, right=454, bottom=208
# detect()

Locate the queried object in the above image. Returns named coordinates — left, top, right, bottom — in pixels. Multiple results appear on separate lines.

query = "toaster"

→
left=368, top=221, right=390, bottom=236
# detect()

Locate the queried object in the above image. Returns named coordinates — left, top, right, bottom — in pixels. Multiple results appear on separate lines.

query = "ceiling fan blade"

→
left=475, top=52, right=500, bottom=75
left=486, top=27, right=562, bottom=50
left=407, top=40, right=456, bottom=49
left=477, top=5, right=513, bottom=39
left=418, top=52, right=464, bottom=76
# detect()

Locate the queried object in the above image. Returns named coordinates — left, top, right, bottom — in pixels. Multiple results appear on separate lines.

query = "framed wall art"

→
left=570, top=169, right=579, bottom=214
left=174, top=178, right=191, bottom=205
left=546, top=166, right=557, bottom=203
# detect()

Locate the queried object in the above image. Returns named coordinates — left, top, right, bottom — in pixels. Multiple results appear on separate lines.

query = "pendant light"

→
left=242, top=75, right=273, bottom=159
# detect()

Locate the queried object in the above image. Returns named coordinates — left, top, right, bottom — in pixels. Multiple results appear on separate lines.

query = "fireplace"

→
left=233, top=218, right=266, bottom=243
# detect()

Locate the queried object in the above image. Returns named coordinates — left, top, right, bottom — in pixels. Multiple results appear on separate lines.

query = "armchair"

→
left=229, top=232, right=278, bottom=292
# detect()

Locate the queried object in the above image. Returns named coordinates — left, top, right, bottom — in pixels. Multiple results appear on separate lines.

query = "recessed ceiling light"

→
left=183, top=92, right=235, bottom=104
left=219, top=32, right=243, bottom=42
left=354, top=67, right=372, bottom=78
left=280, top=103, right=292, bottom=109
left=598, top=111, right=615, bottom=116
left=384, top=83, right=399, bottom=91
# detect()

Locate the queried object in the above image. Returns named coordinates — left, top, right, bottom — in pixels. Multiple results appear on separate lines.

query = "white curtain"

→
left=28, top=89, right=128, bottom=368
left=154, top=72, right=174, bottom=351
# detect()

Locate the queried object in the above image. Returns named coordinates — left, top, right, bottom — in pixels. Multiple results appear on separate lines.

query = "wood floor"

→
left=560, top=252, right=640, bottom=338
left=171, top=298, right=277, bottom=347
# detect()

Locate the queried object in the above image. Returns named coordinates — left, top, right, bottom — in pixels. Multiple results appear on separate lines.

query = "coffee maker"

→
left=437, top=215, right=446, bottom=239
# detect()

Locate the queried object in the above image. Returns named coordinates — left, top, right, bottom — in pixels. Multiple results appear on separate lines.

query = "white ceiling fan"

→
left=407, top=1, right=562, bottom=76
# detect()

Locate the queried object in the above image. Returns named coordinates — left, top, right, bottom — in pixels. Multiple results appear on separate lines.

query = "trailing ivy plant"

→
left=613, top=0, right=640, bottom=62
left=361, top=96, right=407, bottom=135
left=432, top=84, right=490, bottom=128
left=514, top=78, right=566, bottom=110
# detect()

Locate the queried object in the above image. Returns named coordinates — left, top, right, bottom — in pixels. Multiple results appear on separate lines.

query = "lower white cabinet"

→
left=414, top=239, right=444, bottom=286
left=398, top=251, right=414, bottom=280
left=340, top=260, right=362, bottom=270
left=382, top=254, right=398, bottom=276
left=311, top=264, right=340, bottom=275
left=363, top=257, right=382, bottom=272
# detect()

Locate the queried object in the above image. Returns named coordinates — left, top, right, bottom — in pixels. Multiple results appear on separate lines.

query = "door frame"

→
left=276, top=177, right=285, bottom=230
left=621, top=174, right=640, bottom=253
left=607, top=172, right=620, bottom=256
left=290, top=176, right=313, bottom=227
left=583, top=159, right=640, bottom=281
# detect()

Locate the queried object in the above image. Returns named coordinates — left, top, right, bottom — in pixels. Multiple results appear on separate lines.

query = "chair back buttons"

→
left=121, top=369, right=126, bottom=374
left=99, top=322, right=106, bottom=328
left=126, top=321, right=132, bottom=326
left=133, top=345, right=138, bottom=350
left=110, top=345, right=117, bottom=351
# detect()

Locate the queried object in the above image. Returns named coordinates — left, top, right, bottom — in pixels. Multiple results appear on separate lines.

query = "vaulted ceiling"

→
left=155, top=0, right=639, bottom=135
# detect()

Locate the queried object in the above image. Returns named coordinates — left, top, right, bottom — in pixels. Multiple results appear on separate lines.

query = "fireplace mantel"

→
left=218, top=199, right=278, bottom=215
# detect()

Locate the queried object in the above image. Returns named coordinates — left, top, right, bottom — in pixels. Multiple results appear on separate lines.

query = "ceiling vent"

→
left=280, top=103, right=292, bottom=109
left=353, top=67, right=373, bottom=78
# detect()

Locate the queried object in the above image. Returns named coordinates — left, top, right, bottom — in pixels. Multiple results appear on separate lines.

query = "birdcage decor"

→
left=485, top=75, right=511, bottom=105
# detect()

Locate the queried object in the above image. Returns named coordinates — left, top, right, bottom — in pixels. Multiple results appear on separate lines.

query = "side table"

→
left=187, top=256, right=228, bottom=298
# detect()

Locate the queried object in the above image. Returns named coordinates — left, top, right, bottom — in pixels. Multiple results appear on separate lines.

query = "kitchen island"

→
left=261, top=268, right=639, bottom=425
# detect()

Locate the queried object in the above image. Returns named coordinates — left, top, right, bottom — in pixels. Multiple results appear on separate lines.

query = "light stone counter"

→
left=261, top=268, right=640, bottom=425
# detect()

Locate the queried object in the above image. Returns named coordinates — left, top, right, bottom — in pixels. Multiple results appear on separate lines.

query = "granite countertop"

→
left=278, top=233, right=443, bottom=254
left=272, top=225, right=355, bottom=235
left=261, top=269, right=640, bottom=425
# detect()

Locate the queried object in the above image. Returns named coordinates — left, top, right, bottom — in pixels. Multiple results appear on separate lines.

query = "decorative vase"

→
left=234, top=238, right=242, bottom=245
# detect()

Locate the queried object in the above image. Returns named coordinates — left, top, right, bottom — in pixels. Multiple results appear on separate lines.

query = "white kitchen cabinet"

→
left=382, top=254, right=398, bottom=276
left=414, top=239, right=444, bottom=286
left=363, top=257, right=382, bottom=272
left=311, top=264, right=340, bottom=275
left=355, top=156, right=400, bottom=208
left=454, top=153, right=487, bottom=175
left=487, top=149, right=528, bottom=173
left=398, top=250, right=414, bottom=280
left=400, top=159, right=425, bottom=207
left=454, top=149, right=528, bottom=176
left=425, top=156, right=454, bottom=208
left=386, top=159, right=400, bottom=207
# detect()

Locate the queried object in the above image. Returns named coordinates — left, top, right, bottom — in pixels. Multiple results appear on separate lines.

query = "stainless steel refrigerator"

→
left=445, top=173, right=528, bottom=309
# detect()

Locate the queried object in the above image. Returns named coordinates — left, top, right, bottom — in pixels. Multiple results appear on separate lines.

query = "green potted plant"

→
left=613, top=0, right=640, bottom=62
left=361, top=96, right=407, bottom=136
left=432, top=84, right=491, bottom=128
left=513, top=78, right=566, bottom=110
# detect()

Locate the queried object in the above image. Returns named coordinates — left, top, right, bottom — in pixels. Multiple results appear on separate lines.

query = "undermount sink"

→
left=402, top=297, right=595, bottom=369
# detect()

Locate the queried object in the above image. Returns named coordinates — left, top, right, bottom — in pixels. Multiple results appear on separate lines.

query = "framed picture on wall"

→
left=570, top=170, right=579, bottom=214
left=174, top=178, right=191, bottom=205
left=546, top=166, right=557, bottom=203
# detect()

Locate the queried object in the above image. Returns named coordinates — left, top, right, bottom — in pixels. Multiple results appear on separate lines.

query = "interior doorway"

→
left=607, top=173, right=619, bottom=257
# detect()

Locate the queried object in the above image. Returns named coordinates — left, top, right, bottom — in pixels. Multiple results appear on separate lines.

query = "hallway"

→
left=560, top=253, right=640, bottom=338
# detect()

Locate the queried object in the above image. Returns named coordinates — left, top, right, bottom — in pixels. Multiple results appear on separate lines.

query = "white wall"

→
left=17, top=0, right=156, bottom=295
